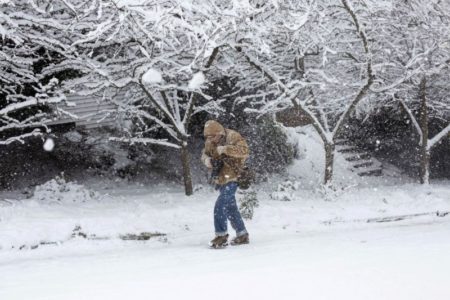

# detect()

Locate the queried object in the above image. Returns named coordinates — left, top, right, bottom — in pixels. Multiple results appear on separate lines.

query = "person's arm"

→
left=217, top=131, right=249, bottom=159
left=201, top=148, right=213, bottom=168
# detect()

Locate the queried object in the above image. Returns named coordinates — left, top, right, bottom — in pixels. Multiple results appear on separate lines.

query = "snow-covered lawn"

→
left=1, top=127, right=449, bottom=299
left=1, top=181, right=450, bottom=300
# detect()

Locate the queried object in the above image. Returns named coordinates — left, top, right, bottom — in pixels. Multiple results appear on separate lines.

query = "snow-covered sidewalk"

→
left=1, top=181, right=450, bottom=300
left=0, top=180, right=449, bottom=250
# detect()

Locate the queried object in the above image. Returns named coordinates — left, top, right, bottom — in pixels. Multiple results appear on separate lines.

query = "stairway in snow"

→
left=335, top=139, right=383, bottom=177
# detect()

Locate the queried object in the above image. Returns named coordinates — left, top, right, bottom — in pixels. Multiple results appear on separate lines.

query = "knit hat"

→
left=204, top=120, right=225, bottom=136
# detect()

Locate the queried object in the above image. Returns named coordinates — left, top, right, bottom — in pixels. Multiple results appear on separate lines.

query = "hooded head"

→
left=203, top=120, right=225, bottom=137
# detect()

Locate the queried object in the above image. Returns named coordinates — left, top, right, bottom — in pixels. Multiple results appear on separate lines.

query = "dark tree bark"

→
left=324, top=142, right=335, bottom=185
left=418, top=77, right=430, bottom=184
left=180, top=140, right=193, bottom=196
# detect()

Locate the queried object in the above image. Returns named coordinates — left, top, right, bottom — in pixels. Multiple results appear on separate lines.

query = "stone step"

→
left=344, top=153, right=371, bottom=161
left=358, top=168, right=383, bottom=177
left=334, top=139, right=353, bottom=146
left=336, top=146, right=359, bottom=153
left=352, top=161, right=374, bottom=168
left=335, top=140, right=385, bottom=177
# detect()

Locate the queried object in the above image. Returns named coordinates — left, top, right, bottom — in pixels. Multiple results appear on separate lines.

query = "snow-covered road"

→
left=1, top=217, right=449, bottom=300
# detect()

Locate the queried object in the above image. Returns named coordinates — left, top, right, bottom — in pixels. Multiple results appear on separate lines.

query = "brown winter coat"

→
left=201, top=128, right=249, bottom=185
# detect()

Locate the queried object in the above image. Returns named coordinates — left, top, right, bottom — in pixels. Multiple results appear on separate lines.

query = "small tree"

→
left=215, top=0, right=376, bottom=184
left=48, top=1, right=220, bottom=195
left=370, top=0, right=450, bottom=184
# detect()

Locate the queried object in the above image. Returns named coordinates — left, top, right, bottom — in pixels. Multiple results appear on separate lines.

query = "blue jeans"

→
left=214, top=182, right=247, bottom=237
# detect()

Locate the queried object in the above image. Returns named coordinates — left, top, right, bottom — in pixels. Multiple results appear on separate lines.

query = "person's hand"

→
left=217, top=146, right=227, bottom=155
left=205, top=157, right=213, bottom=169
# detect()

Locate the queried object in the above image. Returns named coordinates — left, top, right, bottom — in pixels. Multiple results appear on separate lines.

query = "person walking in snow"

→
left=201, top=120, right=250, bottom=248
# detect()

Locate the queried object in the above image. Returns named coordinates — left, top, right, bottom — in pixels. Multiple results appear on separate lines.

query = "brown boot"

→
left=230, top=233, right=249, bottom=246
left=209, top=234, right=229, bottom=249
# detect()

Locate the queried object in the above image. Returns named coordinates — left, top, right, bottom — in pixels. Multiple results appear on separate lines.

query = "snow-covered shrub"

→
left=31, top=175, right=100, bottom=204
left=238, top=188, right=259, bottom=220
left=270, top=180, right=301, bottom=201
left=248, top=117, right=297, bottom=176
left=190, top=77, right=297, bottom=182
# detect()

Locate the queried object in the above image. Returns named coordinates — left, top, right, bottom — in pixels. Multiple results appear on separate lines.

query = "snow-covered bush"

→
left=238, top=189, right=259, bottom=220
left=198, top=78, right=297, bottom=180
left=249, top=118, right=297, bottom=176
left=31, top=176, right=100, bottom=204
left=270, top=180, right=301, bottom=201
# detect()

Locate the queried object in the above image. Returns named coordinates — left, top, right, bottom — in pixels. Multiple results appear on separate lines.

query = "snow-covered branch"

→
left=109, top=137, right=180, bottom=149
left=428, top=124, right=450, bottom=150
left=398, top=97, right=423, bottom=145
left=332, top=0, right=374, bottom=140
left=0, top=130, right=42, bottom=146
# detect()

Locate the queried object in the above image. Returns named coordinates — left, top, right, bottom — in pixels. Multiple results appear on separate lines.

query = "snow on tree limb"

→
left=0, top=130, right=42, bottom=145
left=428, top=124, right=450, bottom=150
left=109, top=137, right=180, bottom=149
left=398, top=97, right=423, bottom=146
left=188, top=72, right=205, bottom=89
left=332, top=0, right=374, bottom=140
left=0, top=1, right=79, bottom=145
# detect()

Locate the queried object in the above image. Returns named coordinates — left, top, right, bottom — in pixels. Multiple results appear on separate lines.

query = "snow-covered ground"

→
left=1, top=127, right=449, bottom=300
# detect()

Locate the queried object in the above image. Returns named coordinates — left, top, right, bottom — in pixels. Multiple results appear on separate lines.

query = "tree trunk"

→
left=180, top=141, right=193, bottom=196
left=324, top=142, right=335, bottom=185
left=418, top=77, right=430, bottom=184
